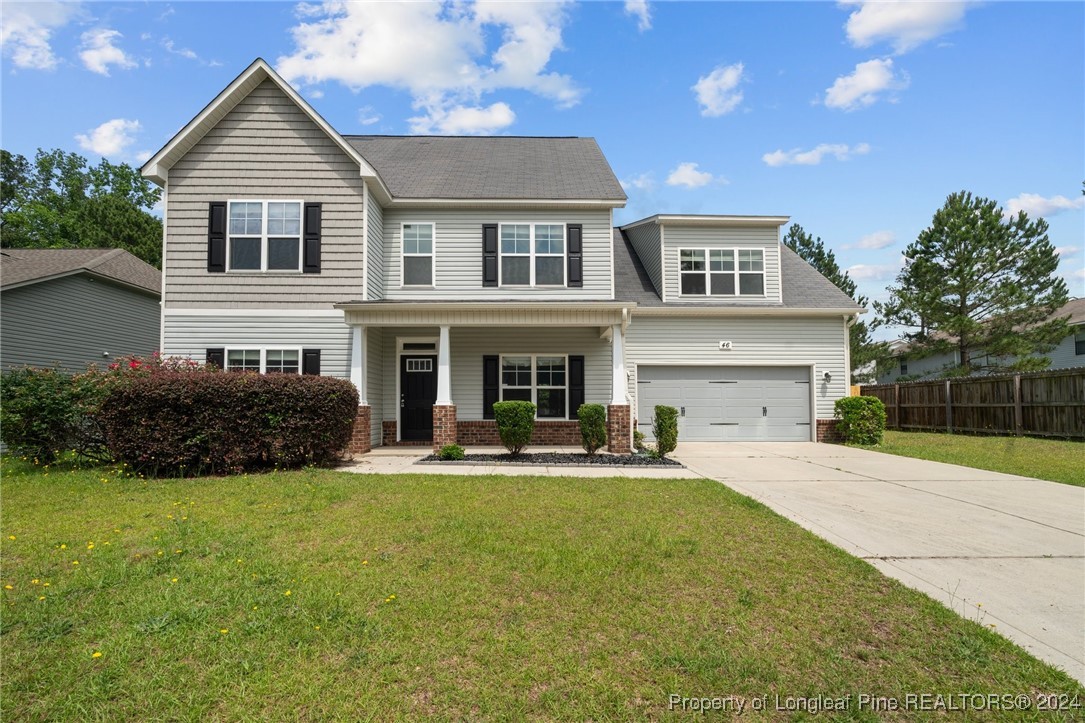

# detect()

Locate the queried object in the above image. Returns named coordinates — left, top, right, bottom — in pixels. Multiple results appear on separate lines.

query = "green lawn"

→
left=859, top=431, right=1085, bottom=487
left=2, top=458, right=1081, bottom=720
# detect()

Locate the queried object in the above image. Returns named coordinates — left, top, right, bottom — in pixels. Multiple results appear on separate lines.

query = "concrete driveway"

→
left=672, top=442, right=1085, bottom=684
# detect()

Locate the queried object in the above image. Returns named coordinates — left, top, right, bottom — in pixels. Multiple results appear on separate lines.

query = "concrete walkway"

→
left=672, top=442, right=1085, bottom=684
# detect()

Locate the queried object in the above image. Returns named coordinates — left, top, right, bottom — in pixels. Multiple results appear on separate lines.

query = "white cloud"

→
left=409, top=102, right=515, bottom=135
left=162, top=37, right=197, bottom=60
left=624, top=0, right=651, bottom=32
left=0, top=1, right=80, bottom=70
left=847, top=262, right=900, bottom=282
left=620, top=173, right=655, bottom=191
left=842, top=0, right=972, bottom=54
left=357, top=105, right=381, bottom=126
left=277, top=1, right=581, bottom=135
left=824, top=58, right=909, bottom=111
left=1054, top=246, right=1080, bottom=258
left=79, top=28, right=137, bottom=76
left=846, top=230, right=896, bottom=250
left=692, top=62, right=745, bottom=117
left=134, top=149, right=152, bottom=163
left=666, top=162, right=714, bottom=189
left=1004, top=193, right=1085, bottom=219
left=75, top=118, right=141, bottom=157
left=762, top=142, right=870, bottom=167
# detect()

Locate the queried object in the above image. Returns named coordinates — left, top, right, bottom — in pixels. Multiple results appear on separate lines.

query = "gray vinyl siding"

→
left=1048, top=331, right=1085, bottom=370
left=165, top=79, right=365, bottom=309
left=365, top=184, right=385, bottom=301
left=662, top=226, right=782, bottom=304
left=382, top=209, right=614, bottom=299
left=624, top=223, right=663, bottom=296
left=1, top=276, right=159, bottom=373
left=379, top=326, right=614, bottom=423
left=624, top=315, right=848, bottom=420
left=161, top=314, right=351, bottom=378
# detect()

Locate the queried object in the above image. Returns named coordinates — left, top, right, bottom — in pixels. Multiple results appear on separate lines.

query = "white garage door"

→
left=637, top=366, right=812, bottom=442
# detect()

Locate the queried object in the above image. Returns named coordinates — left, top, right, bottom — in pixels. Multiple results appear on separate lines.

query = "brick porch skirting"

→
left=816, top=419, right=843, bottom=443
left=432, top=405, right=458, bottom=452
left=381, top=421, right=397, bottom=447
left=606, top=404, right=632, bottom=454
left=456, top=420, right=582, bottom=446
left=348, top=405, right=371, bottom=456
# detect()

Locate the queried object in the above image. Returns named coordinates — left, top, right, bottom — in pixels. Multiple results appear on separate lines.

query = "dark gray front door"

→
left=400, top=355, right=437, bottom=441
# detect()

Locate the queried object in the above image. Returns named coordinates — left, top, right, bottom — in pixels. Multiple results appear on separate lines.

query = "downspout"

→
left=844, top=312, right=857, bottom=391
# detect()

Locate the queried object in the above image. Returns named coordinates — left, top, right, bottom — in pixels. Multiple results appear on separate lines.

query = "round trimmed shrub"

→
left=834, top=395, right=887, bottom=445
left=492, top=400, right=536, bottom=456
left=577, top=403, right=607, bottom=455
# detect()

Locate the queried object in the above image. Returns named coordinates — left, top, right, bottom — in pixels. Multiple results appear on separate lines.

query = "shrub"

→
left=98, top=372, right=358, bottom=476
left=653, top=405, right=679, bottom=459
left=577, top=403, right=607, bottom=455
left=492, top=400, right=536, bottom=456
left=633, top=429, right=647, bottom=453
left=0, top=367, right=110, bottom=463
left=834, top=395, right=887, bottom=445
left=438, top=443, right=465, bottom=461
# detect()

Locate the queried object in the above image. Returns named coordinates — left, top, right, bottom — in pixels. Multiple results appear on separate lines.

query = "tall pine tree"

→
left=874, top=191, right=1069, bottom=375
left=782, top=224, right=890, bottom=382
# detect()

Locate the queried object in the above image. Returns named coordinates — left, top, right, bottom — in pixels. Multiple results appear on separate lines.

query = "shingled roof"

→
left=1, top=248, right=160, bottom=295
left=613, top=230, right=862, bottom=310
left=345, top=136, right=627, bottom=201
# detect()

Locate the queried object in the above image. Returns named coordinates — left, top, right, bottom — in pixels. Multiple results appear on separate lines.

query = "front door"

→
left=400, top=355, right=437, bottom=441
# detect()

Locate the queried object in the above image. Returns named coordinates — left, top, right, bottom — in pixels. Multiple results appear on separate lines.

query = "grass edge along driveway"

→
left=2, top=459, right=1082, bottom=720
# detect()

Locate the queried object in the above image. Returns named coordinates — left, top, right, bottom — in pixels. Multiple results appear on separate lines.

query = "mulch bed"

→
left=418, top=452, right=683, bottom=467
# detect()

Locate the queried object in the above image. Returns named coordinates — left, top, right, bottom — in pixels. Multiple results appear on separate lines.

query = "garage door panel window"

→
left=500, top=354, right=568, bottom=418
left=680, top=247, right=764, bottom=297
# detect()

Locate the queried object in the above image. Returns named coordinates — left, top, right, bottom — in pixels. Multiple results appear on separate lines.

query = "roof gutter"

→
left=631, top=306, right=865, bottom=317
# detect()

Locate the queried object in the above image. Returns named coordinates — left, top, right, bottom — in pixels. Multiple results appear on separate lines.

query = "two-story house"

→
left=142, top=59, right=861, bottom=454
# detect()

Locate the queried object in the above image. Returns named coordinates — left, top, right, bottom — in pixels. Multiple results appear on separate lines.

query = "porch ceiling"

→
left=335, top=301, right=633, bottom=330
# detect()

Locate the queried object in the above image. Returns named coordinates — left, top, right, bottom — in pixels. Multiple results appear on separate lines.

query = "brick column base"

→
left=348, top=405, right=372, bottom=456
left=432, top=404, right=458, bottom=452
left=606, top=404, right=632, bottom=454
left=816, top=419, right=844, bottom=443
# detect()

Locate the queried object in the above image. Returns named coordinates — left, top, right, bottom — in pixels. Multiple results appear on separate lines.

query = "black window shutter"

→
left=303, top=203, right=322, bottom=274
left=567, top=223, right=583, bottom=288
left=483, top=355, right=499, bottom=419
left=207, top=202, right=227, bottom=273
left=302, top=348, right=321, bottom=375
left=206, top=348, right=225, bottom=369
left=482, top=224, right=498, bottom=287
left=569, top=355, right=585, bottom=418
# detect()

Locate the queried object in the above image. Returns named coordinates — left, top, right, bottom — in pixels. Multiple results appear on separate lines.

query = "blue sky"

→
left=2, top=1, right=1082, bottom=337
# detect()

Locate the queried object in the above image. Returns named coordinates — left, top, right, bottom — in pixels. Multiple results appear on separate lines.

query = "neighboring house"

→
left=1, top=248, right=161, bottom=372
left=141, top=59, right=861, bottom=453
left=875, top=298, right=1085, bottom=384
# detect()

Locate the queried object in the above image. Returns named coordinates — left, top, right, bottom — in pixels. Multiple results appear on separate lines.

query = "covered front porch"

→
left=335, top=302, right=636, bottom=454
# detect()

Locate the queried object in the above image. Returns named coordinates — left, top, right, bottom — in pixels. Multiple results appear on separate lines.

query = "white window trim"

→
left=499, top=353, right=570, bottom=419
left=498, top=222, right=567, bottom=287
left=399, top=222, right=435, bottom=288
left=224, top=346, right=303, bottom=374
left=678, top=247, right=766, bottom=298
left=226, top=199, right=304, bottom=273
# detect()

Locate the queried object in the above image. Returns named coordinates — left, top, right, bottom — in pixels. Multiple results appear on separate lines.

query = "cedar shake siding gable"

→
left=164, top=79, right=365, bottom=309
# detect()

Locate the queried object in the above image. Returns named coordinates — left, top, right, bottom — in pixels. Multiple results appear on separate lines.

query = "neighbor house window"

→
left=500, top=223, right=565, bottom=286
left=900, top=361, right=908, bottom=375
left=226, top=348, right=300, bottom=374
left=401, top=223, right=434, bottom=286
left=500, top=354, right=568, bottom=418
left=228, top=200, right=302, bottom=272
left=1076, top=330, right=1085, bottom=356
left=679, top=248, right=765, bottom=296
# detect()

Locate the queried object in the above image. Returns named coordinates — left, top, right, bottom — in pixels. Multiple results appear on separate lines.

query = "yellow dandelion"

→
left=6, top=536, right=14, bottom=541
left=92, top=651, right=102, bottom=658
left=174, top=549, right=182, bottom=554
left=87, top=543, right=94, bottom=550
left=236, top=559, right=242, bottom=563
left=219, top=629, right=229, bottom=635
left=31, top=579, right=39, bottom=585
left=362, top=560, right=368, bottom=565
left=170, top=578, right=178, bottom=584
left=114, top=529, right=121, bottom=533
left=72, top=561, right=79, bottom=566
left=252, top=605, right=258, bottom=610
left=59, top=544, right=67, bottom=550
left=4, top=585, right=12, bottom=590
left=42, top=582, right=50, bottom=587
left=283, top=590, right=292, bottom=596
left=167, top=515, right=174, bottom=520
left=38, top=596, right=45, bottom=601
left=156, top=551, right=163, bottom=556
left=314, top=625, right=320, bottom=630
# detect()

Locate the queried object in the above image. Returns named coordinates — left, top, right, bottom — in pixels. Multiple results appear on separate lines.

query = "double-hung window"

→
left=401, top=223, right=434, bottom=286
left=680, top=247, right=765, bottom=296
left=227, top=200, right=302, bottom=272
left=500, top=354, right=568, bottom=418
left=500, top=223, right=565, bottom=286
left=226, top=348, right=300, bottom=374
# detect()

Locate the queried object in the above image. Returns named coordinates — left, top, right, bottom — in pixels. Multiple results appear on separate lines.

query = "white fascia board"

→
left=163, top=308, right=345, bottom=317
left=623, top=214, right=791, bottom=229
left=384, top=198, right=626, bottom=209
left=334, top=301, right=635, bottom=313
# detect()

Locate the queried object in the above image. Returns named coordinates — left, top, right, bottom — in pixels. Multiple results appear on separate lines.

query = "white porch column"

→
left=350, top=325, right=367, bottom=405
left=436, top=324, right=453, bottom=405
left=610, top=323, right=626, bottom=405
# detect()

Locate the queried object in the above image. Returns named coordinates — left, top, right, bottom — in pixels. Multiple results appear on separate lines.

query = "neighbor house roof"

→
left=612, top=230, right=863, bottom=312
left=344, top=136, right=627, bottom=202
left=1, top=248, right=161, bottom=296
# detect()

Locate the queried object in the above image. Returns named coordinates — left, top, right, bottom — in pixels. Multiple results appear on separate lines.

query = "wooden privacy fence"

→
left=860, top=368, right=1085, bottom=439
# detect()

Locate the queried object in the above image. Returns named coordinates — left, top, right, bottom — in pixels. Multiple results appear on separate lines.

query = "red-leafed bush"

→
left=98, top=372, right=358, bottom=476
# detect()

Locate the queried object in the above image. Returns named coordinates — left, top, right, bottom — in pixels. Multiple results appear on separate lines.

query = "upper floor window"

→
left=228, top=201, right=302, bottom=272
left=402, top=223, right=434, bottom=286
left=500, top=223, right=565, bottom=286
left=680, top=248, right=764, bottom=296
